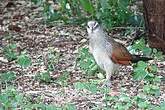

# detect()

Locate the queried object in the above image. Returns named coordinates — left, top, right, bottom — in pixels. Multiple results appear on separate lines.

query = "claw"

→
left=102, top=80, right=111, bottom=88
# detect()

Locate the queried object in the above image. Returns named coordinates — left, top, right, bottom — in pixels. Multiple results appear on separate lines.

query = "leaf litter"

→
left=0, top=0, right=165, bottom=109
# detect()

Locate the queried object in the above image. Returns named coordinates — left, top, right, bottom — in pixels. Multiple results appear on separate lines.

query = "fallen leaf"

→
left=13, top=15, right=24, bottom=20
left=109, top=90, right=120, bottom=96
left=8, top=25, right=21, bottom=32
left=5, top=2, right=15, bottom=8
left=0, top=31, right=7, bottom=36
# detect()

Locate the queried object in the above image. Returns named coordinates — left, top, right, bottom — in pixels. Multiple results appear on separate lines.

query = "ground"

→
left=0, top=0, right=165, bottom=109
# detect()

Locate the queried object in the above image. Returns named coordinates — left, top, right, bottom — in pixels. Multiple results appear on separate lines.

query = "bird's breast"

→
left=92, top=47, right=112, bottom=70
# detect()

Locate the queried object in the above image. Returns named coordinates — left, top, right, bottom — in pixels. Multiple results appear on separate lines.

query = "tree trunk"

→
left=143, top=0, right=165, bottom=53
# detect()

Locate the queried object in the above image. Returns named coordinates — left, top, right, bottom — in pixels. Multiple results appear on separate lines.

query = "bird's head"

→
left=86, top=21, right=101, bottom=35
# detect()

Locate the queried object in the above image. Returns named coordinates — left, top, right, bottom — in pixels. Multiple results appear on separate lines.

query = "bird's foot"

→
left=101, top=80, right=111, bottom=88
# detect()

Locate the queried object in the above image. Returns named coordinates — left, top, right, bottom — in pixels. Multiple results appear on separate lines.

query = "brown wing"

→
left=110, top=41, right=132, bottom=65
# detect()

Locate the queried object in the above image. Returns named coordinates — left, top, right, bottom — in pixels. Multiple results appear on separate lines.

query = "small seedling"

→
left=17, top=52, right=31, bottom=68
left=35, top=71, right=51, bottom=83
left=44, top=47, right=60, bottom=71
left=3, top=44, right=18, bottom=61
left=0, top=71, right=16, bottom=83
left=56, top=71, right=70, bottom=87
left=74, top=81, right=99, bottom=93
left=77, top=47, right=101, bottom=76
left=31, top=0, right=133, bottom=28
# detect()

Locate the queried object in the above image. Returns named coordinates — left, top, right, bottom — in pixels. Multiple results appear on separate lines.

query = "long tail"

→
left=131, top=55, right=152, bottom=63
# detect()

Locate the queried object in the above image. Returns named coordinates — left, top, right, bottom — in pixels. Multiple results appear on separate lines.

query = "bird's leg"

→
left=89, top=46, right=93, bottom=54
left=102, top=72, right=112, bottom=87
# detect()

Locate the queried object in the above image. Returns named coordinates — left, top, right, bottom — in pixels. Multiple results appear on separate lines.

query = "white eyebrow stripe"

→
left=93, top=22, right=99, bottom=30
left=93, top=21, right=96, bottom=27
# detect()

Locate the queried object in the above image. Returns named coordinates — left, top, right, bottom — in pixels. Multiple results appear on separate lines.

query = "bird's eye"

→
left=87, top=25, right=90, bottom=28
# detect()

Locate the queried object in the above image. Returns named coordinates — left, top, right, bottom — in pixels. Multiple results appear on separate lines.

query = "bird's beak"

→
left=91, top=27, right=94, bottom=33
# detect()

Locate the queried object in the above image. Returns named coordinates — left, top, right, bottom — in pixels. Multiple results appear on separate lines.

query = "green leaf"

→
left=160, top=101, right=165, bottom=110
left=17, top=54, right=31, bottom=68
left=74, top=82, right=86, bottom=90
left=79, top=0, right=94, bottom=14
left=0, top=94, right=8, bottom=105
left=31, top=0, right=42, bottom=5
left=133, top=70, right=146, bottom=80
left=143, top=47, right=152, bottom=56
left=150, top=65, right=158, bottom=73
left=128, top=14, right=144, bottom=26
left=119, top=0, right=130, bottom=7
left=0, top=71, right=16, bottom=83
left=137, top=61, right=148, bottom=69
left=138, top=100, right=150, bottom=109
left=132, top=38, right=146, bottom=51
left=119, top=94, right=131, bottom=102
left=65, top=104, right=76, bottom=110
left=86, top=83, right=99, bottom=93
left=56, top=71, right=70, bottom=86
left=100, top=0, right=109, bottom=10
left=153, top=49, right=164, bottom=60
left=133, top=61, right=148, bottom=80
left=35, top=71, right=51, bottom=83
left=143, top=84, right=160, bottom=96
left=78, top=47, right=99, bottom=76
left=154, top=76, right=161, bottom=83
left=74, top=82, right=98, bottom=93
left=3, top=44, right=17, bottom=61
left=46, top=105, right=62, bottom=110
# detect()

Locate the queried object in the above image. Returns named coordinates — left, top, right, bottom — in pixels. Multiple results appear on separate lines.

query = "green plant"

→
left=74, top=81, right=99, bottom=93
left=77, top=47, right=100, bottom=77
left=0, top=87, right=67, bottom=110
left=0, top=86, right=26, bottom=110
left=17, top=52, right=31, bottom=68
left=128, top=38, right=164, bottom=60
left=63, top=103, right=76, bottom=110
left=130, top=40, right=162, bottom=98
left=73, top=79, right=164, bottom=109
left=76, top=38, right=164, bottom=109
left=143, top=84, right=160, bottom=96
left=31, top=0, right=134, bottom=28
left=46, top=47, right=60, bottom=71
left=35, top=71, right=51, bottom=83
left=3, top=44, right=18, bottom=61
left=96, top=0, right=133, bottom=28
left=129, top=38, right=163, bottom=97
left=128, top=38, right=152, bottom=56
left=132, top=61, right=157, bottom=81
left=0, top=71, right=16, bottom=84
left=3, top=44, right=32, bottom=68
left=113, top=94, right=132, bottom=110
left=152, top=48, right=164, bottom=60
left=56, top=71, right=70, bottom=87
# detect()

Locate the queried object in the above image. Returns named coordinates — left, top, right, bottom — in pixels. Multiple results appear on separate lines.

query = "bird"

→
left=86, top=20, right=152, bottom=87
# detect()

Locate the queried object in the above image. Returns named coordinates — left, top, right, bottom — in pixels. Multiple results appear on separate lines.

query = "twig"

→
left=133, top=72, right=149, bottom=92
left=110, top=26, right=144, bottom=30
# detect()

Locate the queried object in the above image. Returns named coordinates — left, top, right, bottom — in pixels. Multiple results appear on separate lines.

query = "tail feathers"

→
left=131, top=55, right=152, bottom=63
